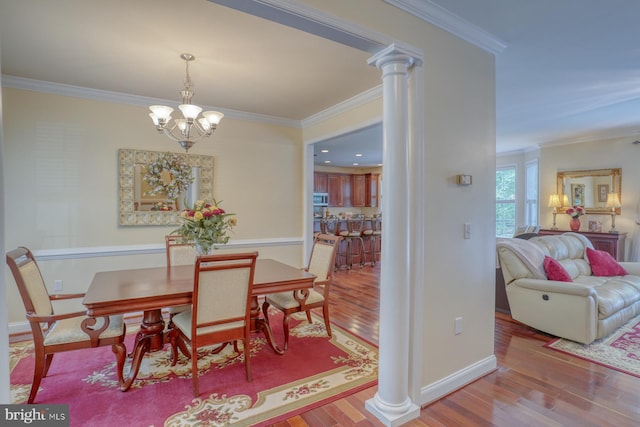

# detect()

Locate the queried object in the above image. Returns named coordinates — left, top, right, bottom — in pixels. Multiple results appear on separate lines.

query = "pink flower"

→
left=566, top=206, right=585, bottom=218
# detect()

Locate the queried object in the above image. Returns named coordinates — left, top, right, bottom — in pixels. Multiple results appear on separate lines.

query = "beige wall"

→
left=540, top=137, right=640, bottom=259
left=3, top=88, right=305, bottom=324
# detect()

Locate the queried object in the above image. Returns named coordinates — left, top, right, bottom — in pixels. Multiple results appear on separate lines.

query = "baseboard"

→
left=417, top=355, right=497, bottom=406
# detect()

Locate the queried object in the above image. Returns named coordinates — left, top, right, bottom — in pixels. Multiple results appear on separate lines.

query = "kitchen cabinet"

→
left=327, top=173, right=351, bottom=207
left=365, top=173, right=379, bottom=207
left=351, top=174, right=366, bottom=207
left=314, top=172, right=328, bottom=193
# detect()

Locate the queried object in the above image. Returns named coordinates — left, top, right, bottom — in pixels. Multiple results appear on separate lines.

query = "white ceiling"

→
left=2, top=0, right=640, bottom=166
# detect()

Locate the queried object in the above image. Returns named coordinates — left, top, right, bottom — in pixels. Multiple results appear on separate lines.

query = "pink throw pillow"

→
left=543, top=256, right=572, bottom=282
left=586, top=247, right=628, bottom=277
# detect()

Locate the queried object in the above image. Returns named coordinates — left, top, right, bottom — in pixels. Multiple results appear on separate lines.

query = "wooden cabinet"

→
left=365, top=173, right=379, bottom=207
left=314, top=172, right=328, bottom=193
left=327, top=174, right=352, bottom=207
left=351, top=174, right=366, bottom=207
left=537, top=229, right=627, bottom=261
left=322, top=171, right=380, bottom=207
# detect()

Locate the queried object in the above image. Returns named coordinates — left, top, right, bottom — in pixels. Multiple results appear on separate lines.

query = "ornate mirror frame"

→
left=556, top=168, right=621, bottom=215
left=119, top=149, right=214, bottom=226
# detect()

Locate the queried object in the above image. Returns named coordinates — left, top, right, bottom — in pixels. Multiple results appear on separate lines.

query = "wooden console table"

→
left=537, top=229, right=627, bottom=261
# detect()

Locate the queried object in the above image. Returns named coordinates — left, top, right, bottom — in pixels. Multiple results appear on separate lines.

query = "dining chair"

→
left=6, top=246, right=127, bottom=404
left=262, top=234, right=342, bottom=350
left=169, top=251, right=258, bottom=397
left=165, top=235, right=197, bottom=325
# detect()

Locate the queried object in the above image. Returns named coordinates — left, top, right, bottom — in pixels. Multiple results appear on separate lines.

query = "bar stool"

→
left=339, top=214, right=365, bottom=269
left=321, top=216, right=343, bottom=269
left=368, top=215, right=382, bottom=265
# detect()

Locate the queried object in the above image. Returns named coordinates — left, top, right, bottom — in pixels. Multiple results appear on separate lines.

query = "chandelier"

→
left=149, top=53, right=224, bottom=152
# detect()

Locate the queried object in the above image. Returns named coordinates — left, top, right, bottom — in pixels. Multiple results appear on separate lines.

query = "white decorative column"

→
left=365, top=44, right=421, bottom=426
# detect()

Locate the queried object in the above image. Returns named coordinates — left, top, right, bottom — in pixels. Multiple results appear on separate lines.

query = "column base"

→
left=365, top=393, right=420, bottom=427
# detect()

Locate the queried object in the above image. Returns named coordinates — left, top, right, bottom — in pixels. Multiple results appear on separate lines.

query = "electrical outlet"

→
left=53, top=279, right=63, bottom=293
left=464, top=223, right=471, bottom=239
left=454, top=317, right=463, bottom=335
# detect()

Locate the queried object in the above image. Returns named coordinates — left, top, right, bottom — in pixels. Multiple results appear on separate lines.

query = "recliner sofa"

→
left=497, top=232, right=640, bottom=344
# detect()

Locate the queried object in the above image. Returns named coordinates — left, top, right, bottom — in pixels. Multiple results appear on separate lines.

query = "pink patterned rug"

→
left=10, top=311, right=377, bottom=427
left=544, top=314, right=640, bottom=378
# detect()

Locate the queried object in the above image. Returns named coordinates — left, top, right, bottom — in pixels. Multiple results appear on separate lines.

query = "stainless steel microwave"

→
left=313, top=192, right=329, bottom=206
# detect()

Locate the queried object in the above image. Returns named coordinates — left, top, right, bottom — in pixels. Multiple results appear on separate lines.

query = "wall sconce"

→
left=548, top=193, right=562, bottom=230
left=606, top=192, right=621, bottom=233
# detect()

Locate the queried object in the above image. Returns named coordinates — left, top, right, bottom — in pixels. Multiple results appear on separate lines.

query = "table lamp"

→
left=548, top=193, right=562, bottom=230
left=606, top=192, right=621, bottom=233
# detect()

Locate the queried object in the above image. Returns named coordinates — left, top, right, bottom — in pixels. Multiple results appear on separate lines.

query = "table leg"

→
left=250, top=297, right=284, bottom=355
left=120, top=309, right=165, bottom=391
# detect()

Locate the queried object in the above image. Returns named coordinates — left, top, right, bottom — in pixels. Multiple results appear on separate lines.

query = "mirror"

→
left=556, top=168, right=621, bottom=215
left=119, top=149, right=214, bottom=225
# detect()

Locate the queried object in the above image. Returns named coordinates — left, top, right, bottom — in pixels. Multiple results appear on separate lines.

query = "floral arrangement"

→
left=566, top=205, right=586, bottom=218
left=172, top=199, right=237, bottom=254
left=144, top=152, right=195, bottom=201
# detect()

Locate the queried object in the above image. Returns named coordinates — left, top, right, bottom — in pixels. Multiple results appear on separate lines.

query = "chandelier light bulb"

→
left=149, top=53, right=223, bottom=152
left=178, top=104, right=203, bottom=120
left=149, top=105, right=174, bottom=121
left=203, top=111, right=224, bottom=126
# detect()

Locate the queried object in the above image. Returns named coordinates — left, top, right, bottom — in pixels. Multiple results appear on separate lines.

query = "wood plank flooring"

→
left=273, top=264, right=640, bottom=427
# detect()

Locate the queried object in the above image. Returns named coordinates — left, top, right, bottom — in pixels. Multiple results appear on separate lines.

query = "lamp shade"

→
left=548, top=194, right=562, bottom=208
left=149, top=105, right=174, bottom=120
left=606, top=192, right=621, bottom=208
left=562, top=194, right=570, bottom=206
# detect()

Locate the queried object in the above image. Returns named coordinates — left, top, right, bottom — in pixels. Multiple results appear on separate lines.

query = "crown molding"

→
left=1, top=75, right=301, bottom=128
left=302, top=85, right=383, bottom=128
left=383, top=0, right=507, bottom=55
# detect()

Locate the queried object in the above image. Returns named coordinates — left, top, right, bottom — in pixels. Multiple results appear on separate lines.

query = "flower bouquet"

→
left=172, top=199, right=237, bottom=254
left=565, top=206, right=585, bottom=218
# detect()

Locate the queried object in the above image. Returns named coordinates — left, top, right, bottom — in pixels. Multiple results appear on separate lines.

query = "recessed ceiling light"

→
left=352, top=162, right=359, bottom=166
left=324, top=160, right=331, bottom=164
left=321, top=149, right=329, bottom=153
left=355, top=153, right=363, bottom=157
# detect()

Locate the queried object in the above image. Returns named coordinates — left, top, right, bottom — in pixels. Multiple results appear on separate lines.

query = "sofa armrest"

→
left=618, top=262, right=640, bottom=276
left=506, top=278, right=598, bottom=344
left=510, top=279, right=596, bottom=298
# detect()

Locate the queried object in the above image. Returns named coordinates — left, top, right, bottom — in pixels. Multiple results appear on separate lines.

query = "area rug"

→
left=10, top=311, right=378, bottom=427
left=544, top=313, right=640, bottom=378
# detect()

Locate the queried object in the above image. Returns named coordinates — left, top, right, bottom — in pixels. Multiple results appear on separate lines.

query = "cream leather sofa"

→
left=497, top=232, right=640, bottom=344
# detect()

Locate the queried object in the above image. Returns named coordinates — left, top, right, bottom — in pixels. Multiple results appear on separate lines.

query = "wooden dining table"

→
left=82, top=258, right=316, bottom=391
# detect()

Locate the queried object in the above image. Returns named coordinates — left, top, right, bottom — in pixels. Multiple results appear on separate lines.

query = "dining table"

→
left=82, top=258, right=316, bottom=391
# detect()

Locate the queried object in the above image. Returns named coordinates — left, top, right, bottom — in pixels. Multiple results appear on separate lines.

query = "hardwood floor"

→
left=273, top=264, right=640, bottom=427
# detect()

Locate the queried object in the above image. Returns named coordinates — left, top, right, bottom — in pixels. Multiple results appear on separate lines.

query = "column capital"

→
left=367, top=43, right=422, bottom=70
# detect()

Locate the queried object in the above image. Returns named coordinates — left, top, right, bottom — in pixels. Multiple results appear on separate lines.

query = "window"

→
left=496, top=166, right=516, bottom=237
left=525, top=160, right=539, bottom=227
